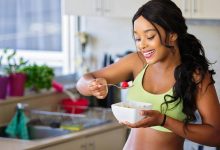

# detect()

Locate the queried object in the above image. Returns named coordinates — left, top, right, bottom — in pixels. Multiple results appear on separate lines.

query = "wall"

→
left=83, top=17, right=220, bottom=99
left=81, top=17, right=135, bottom=71
left=187, top=20, right=220, bottom=98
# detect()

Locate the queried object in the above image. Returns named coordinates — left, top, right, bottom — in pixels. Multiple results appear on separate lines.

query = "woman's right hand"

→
left=88, top=78, right=108, bottom=99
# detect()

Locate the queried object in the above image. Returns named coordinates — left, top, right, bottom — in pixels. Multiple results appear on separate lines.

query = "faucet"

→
left=16, top=103, right=29, bottom=110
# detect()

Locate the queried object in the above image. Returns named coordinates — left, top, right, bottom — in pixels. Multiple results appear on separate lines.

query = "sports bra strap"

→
left=143, top=63, right=149, bottom=69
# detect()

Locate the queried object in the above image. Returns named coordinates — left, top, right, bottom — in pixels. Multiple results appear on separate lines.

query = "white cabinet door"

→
left=63, top=0, right=148, bottom=18
left=191, top=0, right=220, bottom=19
left=173, top=0, right=220, bottom=19
left=63, top=0, right=102, bottom=16
left=39, top=127, right=127, bottom=150
left=105, top=0, right=148, bottom=18
left=172, top=0, right=191, bottom=18
left=86, top=127, right=127, bottom=150
left=40, top=138, right=86, bottom=150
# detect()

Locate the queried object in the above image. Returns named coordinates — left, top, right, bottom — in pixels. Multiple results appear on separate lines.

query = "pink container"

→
left=0, top=76, right=9, bottom=100
left=8, top=73, right=26, bottom=96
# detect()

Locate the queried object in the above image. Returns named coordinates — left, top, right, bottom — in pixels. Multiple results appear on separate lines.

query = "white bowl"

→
left=111, top=101, right=152, bottom=124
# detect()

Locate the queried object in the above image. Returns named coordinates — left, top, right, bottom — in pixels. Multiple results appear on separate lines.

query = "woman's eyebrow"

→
left=133, top=29, right=157, bottom=34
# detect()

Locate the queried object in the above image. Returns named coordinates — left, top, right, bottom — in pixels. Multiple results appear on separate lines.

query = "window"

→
left=0, top=0, right=77, bottom=75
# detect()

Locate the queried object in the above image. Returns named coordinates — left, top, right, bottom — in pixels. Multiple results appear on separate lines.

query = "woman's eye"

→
left=135, top=38, right=141, bottom=42
left=147, top=35, right=155, bottom=40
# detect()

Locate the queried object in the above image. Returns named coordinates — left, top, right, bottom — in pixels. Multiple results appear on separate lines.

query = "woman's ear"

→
left=169, top=32, right=178, bottom=41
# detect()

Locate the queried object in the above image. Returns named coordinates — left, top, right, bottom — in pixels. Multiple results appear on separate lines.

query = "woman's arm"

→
left=164, top=73, right=220, bottom=146
left=76, top=52, right=140, bottom=98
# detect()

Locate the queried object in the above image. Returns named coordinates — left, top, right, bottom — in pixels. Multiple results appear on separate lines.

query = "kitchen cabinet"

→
left=62, top=0, right=148, bottom=18
left=85, top=127, right=126, bottom=150
left=40, top=127, right=127, bottom=150
left=173, top=0, right=220, bottom=19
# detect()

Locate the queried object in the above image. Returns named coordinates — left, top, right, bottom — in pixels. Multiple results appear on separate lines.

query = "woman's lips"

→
left=143, top=50, right=155, bottom=59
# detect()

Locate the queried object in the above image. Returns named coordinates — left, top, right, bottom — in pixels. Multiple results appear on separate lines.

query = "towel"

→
left=5, top=109, right=30, bottom=140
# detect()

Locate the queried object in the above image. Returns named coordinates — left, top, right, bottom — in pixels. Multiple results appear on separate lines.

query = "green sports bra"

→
left=126, top=64, right=186, bottom=132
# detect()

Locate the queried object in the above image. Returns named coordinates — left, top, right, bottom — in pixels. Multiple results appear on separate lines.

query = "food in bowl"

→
left=111, top=101, right=152, bottom=124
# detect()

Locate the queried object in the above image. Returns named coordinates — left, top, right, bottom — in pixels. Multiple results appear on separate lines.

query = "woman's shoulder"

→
left=193, top=70, right=215, bottom=94
left=122, top=51, right=146, bottom=71
left=122, top=51, right=145, bottom=64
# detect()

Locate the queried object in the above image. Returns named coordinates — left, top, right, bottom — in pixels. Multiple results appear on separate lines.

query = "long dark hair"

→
left=132, top=0, right=215, bottom=125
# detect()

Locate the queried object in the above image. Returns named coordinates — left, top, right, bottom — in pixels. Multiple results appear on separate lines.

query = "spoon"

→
left=105, top=83, right=134, bottom=89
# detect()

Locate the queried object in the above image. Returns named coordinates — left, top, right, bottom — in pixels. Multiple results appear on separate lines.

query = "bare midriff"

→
left=123, top=128, right=184, bottom=150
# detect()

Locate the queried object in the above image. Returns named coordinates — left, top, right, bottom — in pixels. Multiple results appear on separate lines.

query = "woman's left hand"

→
left=120, top=110, right=164, bottom=128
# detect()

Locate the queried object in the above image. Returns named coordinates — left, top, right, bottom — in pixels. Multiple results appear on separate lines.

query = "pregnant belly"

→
left=123, top=128, right=184, bottom=150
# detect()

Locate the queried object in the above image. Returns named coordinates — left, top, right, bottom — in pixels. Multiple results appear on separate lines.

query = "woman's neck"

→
left=152, top=47, right=181, bottom=73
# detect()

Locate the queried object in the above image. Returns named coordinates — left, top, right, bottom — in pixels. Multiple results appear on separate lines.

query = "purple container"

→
left=0, top=76, right=9, bottom=100
left=8, top=73, right=26, bottom=96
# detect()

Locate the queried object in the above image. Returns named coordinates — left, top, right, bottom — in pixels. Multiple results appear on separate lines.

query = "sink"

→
left=28, top=107, right=112, bottom=130
left=0, top=124, right=71, bottom=140
left=0, top=118, right=111, bottom=140
left=0, top=107, right=113, bottom=140
left=28, top=125, right=71, bottom=139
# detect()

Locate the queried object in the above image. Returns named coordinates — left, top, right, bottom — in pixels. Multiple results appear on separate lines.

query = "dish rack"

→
left=27, top=105, right=113, bottom=130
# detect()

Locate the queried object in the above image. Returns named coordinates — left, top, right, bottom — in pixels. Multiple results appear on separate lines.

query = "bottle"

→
left=120, top=81, right=129, bottom=102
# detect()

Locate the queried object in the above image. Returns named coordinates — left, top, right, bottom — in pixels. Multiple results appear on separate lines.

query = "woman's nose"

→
left=139, top=39, right=147, bottom=50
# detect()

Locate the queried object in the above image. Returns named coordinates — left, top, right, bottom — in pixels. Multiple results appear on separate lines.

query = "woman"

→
left=76, top=0, right=220, bottom=149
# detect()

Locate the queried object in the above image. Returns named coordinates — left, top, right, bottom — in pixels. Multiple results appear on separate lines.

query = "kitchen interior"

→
left=0, top=0, right=220, bottom=150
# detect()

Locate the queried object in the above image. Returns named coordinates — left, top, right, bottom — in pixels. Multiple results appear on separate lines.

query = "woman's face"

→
left=133, top=16, right=173, bottom=65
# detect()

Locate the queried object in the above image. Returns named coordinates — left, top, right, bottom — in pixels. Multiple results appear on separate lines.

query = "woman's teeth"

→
left=143, top=50, right=155, bottom=58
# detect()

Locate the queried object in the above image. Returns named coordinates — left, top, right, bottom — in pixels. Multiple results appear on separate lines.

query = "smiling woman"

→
left=0, top=0, right=78, bottom=76
left=76, top=0, right=220, bottom=149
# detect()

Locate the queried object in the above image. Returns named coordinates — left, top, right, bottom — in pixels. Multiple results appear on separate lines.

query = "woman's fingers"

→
left=122, top=117, right=152, bottom=128
left=94, top=90, right=107, bottom=97
left=88, top=78, right=108, bottom=99
left=139, top=110, right=154, bottom=116
left=120, top=110, right=164, bottom=128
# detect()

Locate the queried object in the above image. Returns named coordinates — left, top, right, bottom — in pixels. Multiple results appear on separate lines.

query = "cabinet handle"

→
left=88, top=142, right=95, bottom=150
left=183, top=0, right=188, bottom=13
left=81, top=144, right=87, bottom=150
left=193, top=0, right=197, bottom=13
left=95, top=0, right=101, bottom=11
left=103, top=0, right=110, bottom=13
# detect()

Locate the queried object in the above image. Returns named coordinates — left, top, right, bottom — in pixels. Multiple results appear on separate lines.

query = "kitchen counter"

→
left=0, top=87, right=127, bottom=150
left=0, top=121, right=126, bottom=150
